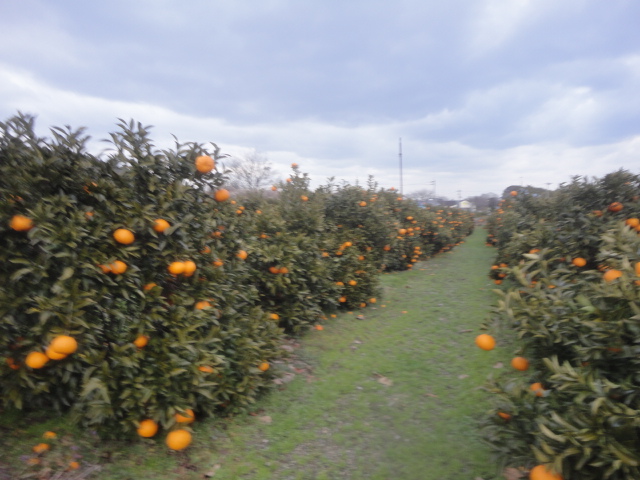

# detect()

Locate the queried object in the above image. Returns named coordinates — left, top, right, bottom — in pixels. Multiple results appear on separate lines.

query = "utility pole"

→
left=398, top=138, right=403, bottom=195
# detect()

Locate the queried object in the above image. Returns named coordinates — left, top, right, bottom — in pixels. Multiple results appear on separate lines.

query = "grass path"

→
left=198, top=229, right=504, bottom=480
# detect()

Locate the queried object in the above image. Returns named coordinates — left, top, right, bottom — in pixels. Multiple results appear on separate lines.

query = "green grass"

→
left=1, top=229, right=508, bottom=479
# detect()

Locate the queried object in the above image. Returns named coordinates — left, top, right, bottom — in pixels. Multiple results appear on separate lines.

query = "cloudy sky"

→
left=1, top=0, right=639, bottom=198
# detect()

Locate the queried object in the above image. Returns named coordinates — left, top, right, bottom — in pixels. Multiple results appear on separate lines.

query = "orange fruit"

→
left=301, top=195, right=309, bottom=201
left=153, top=219, right=171, bottom=233
left=6, top=357, right=19, bottom=370
left=198, top=365, right=214, bottom=373
left=270, top=313, right=280, bottom=320
left=166, top=429, right=192, bottom=450
left=359, top=201, right=367, bottom=207
left=68, top=461, right=80, bottom=470
left=236, top=250, right=248, bottom=260
left=530, top=382, right=545, bottom=397
left=212, top=259, right=224, bottom=267
left=571, top=257, right=586, bottom=267
left=98, top=263, right=112, bottom=274
left=529, top=464, right=563, bottom=480
left=200, top=245, right=211, bottom=254
left=137, top=419, right=158, bottom=438
left=603, top=269, right=623, bottom=282
left=133, top=335, right=149, bottom=348
left=510, top=190, right=517, bottom=196
left=113, top=228, right=135, bottom=245
left=511, top=357, right=529, bottom=371
left=625, top=218, right=640, bottom=227
left=45, top=346, right=67, bottom=360
left=10, top=214, right=34, bottom=231
left=348, top=280, right=357, bottom=286
left=291, top=162, right=298, bottom=168
left=42, top=431, right=57, bottom=439
left=608, top=202, right=623, bottom=212
left=168, top=261, right=185, bottom=276
left=475, top=334, right=496, bottom=351
left=175, top=408, right=195, bottom=424
left=338, top=296, right=347, bottom=303
left=369, top=298, right=377, bottom=303
left=143, top=282, right=158, bottom=291
left=182, top=260, right=197, bottom=277
left=32, top=443, right=50, bottom=453
left=50, top=335, right=77, bottom=355
left=271, top=185, right=277, bottom=191
left=195, top=301, right=212, bottom=310
left=635, top=262, right=640, bottom=277
left=279, top=267, right=289, bottom=274
left=497, top=412, right=511, bottom=420
left=195, top=155, right=215, bottom=173
left=258, top=362, right=270, bottom=372
left=110, top=260, right=128, bottom=275
left=25, top=351, right=49, bottom=369
left=214, top=189, right=230, bottom=202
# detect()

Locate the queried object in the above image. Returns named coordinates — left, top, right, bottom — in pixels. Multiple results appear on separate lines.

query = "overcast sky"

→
left=1, top=1, right=639, bottom=199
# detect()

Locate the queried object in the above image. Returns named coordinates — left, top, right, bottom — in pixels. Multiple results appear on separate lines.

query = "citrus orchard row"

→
left=477, top=170, right=640, bottom=480
left=0, top=115, right=473, bottom=451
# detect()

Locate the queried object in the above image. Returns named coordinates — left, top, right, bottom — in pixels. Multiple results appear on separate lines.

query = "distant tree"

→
left=467, top=192, right=499, bottom=210
left=225, top=150, right=275, bottom=191
left=501, top=185, right=551, bottom=199
left=406, top=189, right=448, bottom=205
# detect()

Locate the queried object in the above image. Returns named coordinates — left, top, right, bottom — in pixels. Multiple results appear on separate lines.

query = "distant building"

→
left=457, top=200, right=476, bottom=211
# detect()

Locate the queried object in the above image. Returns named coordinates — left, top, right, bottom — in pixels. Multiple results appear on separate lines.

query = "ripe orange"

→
left=182, top=260, right=197, bottom=277
left=175, top=408, right=195, bottom=424
left=511, top=356, right=529, bottom=371
left=214, top=189, right=230, bottom=202
left=113, top=228, right=135, bottom=245
left=143, top=282, right=158, bottom=291
left=212, top=259, right=224, bottom=267
left=279, top=267, right=289, bottom=274
left=369, top=298, right=377, bottom=303
left=301, top=195, right=309, bottom=201
left=6, top=357, right=20, bottom=370
left=635, top=262, right=640, bottom=277
left=608, top=202, right=623, bottom=212
left=165, top=429, right=192, bottom=450
left=25, top=351, right=49, bottom=369
left=269, top=267, right=281, bottom=274
left=348, top=280, right=357, bottom=286
left=195, top=300, right=212, bottom=310
left=625, top=218, right=640, bottom=228
left=571, top=257, right=586, bottom=267
left=497, top=411, right=511, bottom=420
left=137, top=419, right=158, bottom=438
left=32, top=443, right=50, bottom=453
left=236, top=250, right=248, bottom=260
left=45, top=346, right=67, bottom=361
left=529, top=464, right=564, bottom=480
left=359, top=201, right=367, bottom=207
left=475, top=334, right=496, bottom=351
left=603, top=269, right=623, bottom=282
left=68, top=461, right=80, bottom=470
left=195, top=155, right=215, bottom=173
left=153, top=219, right=171, bottom=233
left=338, top=296, right=347, bottom=303
left=98, top=264, right=112, bottom=274
left=270, top=313, right=280, bottom=320
left=50, top=335, right=77, bottom=355
left=258, top=362, right=270, bottom=372
left=315, top=325, right=324, bottom=331
left=10, top=214, right=34, bottom=231
left=530, top=382, right=545, bottom=397
left=42, top=431, right=57, bottom=439
left=271, top=185, right=277, bottom=191
left=198, top=365, right=214, bottom=373
left=168, top=261, right=185, bottom=276
left=110, top=260, right=128, bottom=275
left=510, top=190, right=518, bottom=196
left=133, top=335, right=149, bottom=348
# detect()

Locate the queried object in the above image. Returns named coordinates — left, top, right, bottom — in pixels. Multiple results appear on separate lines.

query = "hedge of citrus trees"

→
left=0, top=114, right=474, bottom=445
left=481, top=170, right=640, bottom=479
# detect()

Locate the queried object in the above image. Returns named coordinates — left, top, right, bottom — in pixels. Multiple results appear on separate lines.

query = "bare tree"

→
left=225, top=150, right=275, bottom=191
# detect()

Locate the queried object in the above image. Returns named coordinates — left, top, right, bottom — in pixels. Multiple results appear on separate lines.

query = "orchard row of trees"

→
left=482, top=170, right=640, bottom=479
left=0, top=114, right=474, bottom=440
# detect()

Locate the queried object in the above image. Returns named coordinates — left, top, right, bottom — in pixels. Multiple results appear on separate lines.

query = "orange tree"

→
left=0, top=116, right=282, bottom=437
left=481, top=170, right=640, bottom=478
